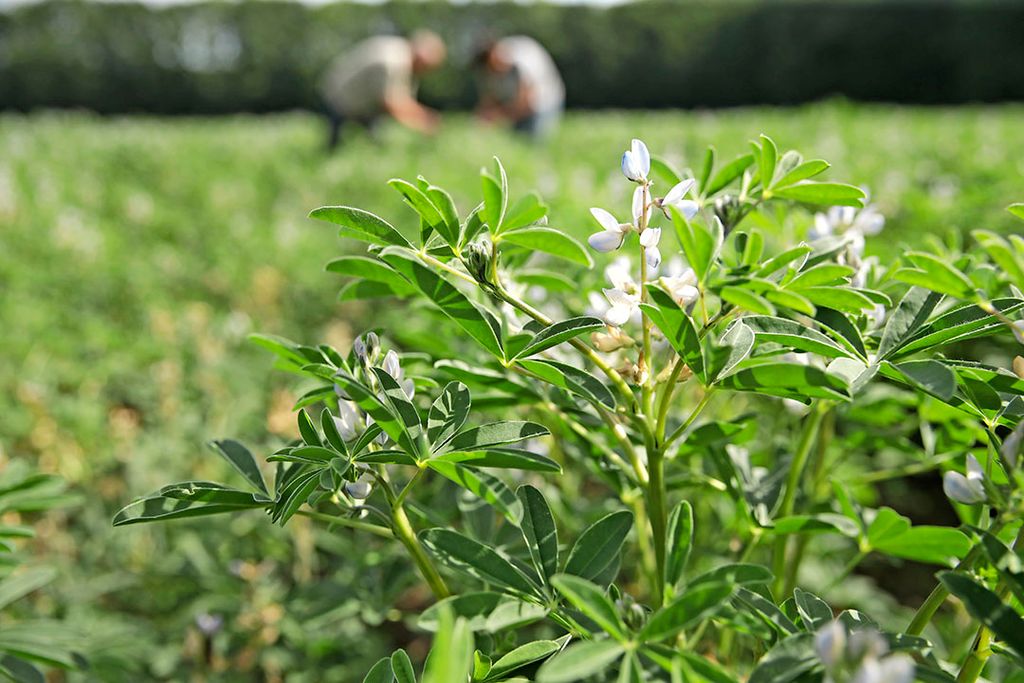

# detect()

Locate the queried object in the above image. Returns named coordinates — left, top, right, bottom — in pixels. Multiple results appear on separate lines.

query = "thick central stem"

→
left=392, top=503, right=450, bottom=600
left=647, top=444, right=668, bottom=606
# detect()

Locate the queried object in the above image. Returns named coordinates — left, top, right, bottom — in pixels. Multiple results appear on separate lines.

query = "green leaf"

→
left=419, top=592, right=547, bottom=634
left=641, top=286, right=705, bottom=383
left=536, top=640, right=625, bottom=683
left=209, top=439, right=268, bottom=495
left=112, top=494, right=262, bottom=526
left=793, top=589, right=833, bottom=631
left=1008, top=203, right=1024, bottom=221
left=706, top=321, right=755, bottom=383
left=309, top=206, right=412, bottom=248
left=354, top=450, right=418, bottom=466
left=518, top=485, right=559, bottom=582
left=380, top=248, right=505, bottom=360
left=772, top=182, right=865, bottom=207
left=742, top=316, right=852, bottom=359
left=734, top=587, right=800, bottom=636
left=501, top=227, right=593, bottom=267
left=551, top=574, right=628, bottom=640
left=756, top=245, right=812, bottom=277
left=502, top=192, right=549, bottom=231
left=651, top=156, right=684, bottom=187
left=891, top=298, right=1024, bottom=358
left=720, top=286, right=775, bottom=315
left=771, top=514, right=860, bottom=537
left=272, top=469, right=320, bottom=525
left=640, top=582, right=734, bottom=643
left=718, top=361, right=850, bottom=402
left=433, top=448, right=561, bottom=473
left=516, top=359, right=616, bottom=409
left=786, top=264, right=854, bottom=289
left=426, top=461, right=523, bottom=525
left=764, top=289, right=816, bottom=316
left=878, top=287, right=944, bottom=360
left=866, top=507, right=970, bottom=565
left=0, top=568, right=57, bottom=612
left=884, top=360, right=957, bottom=401
left=671, top=209, right=719, bottom=282
left=515, top=316, right=604, bottom=359
left=297, top=408, right=321, bottom=447
left=362, top=658, right=392, bottom=683
left=428, top=382, right=472, bottom=450
left=705, top=153, right=755, bottom=196
left=425, top=184, right=461, bottom=248
left=758, top=135, right=778, bottom=188
left=333, top=373, right=417, bottom=455
left=979, top=531, right=1024, bottom=606
left=444, top=421, right=549, bottom=453
left=421, top=606, right=475, bottom=683
left=391, top=649, right=416, bottom=683
left=665, top=501, right=694, bottom=592
left=895, top=252, right=975, bottom=298
left=774, top=160, right=830, bottom=188
left=689, top=564, right=773, bottom=589
left=973, top=230, right=1024, bottom=289
left=564, top=510, right=633, bottom=582
left=748, top=633, right=819, bottom=683
left=321, top=408, right=348, bottom=456
left=482, top=159, right=509, bottom=233
left=389, top=178, right=451, bottom=245
left=789, top=286, right=874, bottom=313
left=420, top=528, right=541, bottom=596
left=371, top=367, right=424, bottom=449
left=814, top=308, right=867, bottom=360
left=486, top=640, right=560, bottom=681
left=939, top=572, right=1024, bottom=659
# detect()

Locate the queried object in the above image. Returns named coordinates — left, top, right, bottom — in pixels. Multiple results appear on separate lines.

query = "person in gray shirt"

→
left=474, top=35, right=565, bottom=139
left=319, top=31, right=446, bottom=150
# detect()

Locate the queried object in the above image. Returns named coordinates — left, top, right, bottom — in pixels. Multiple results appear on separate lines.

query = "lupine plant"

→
left=116, top=136, right=1024, bottom=682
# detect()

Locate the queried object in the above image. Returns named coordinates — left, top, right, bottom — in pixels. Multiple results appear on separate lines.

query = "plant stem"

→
left=664, top=389, right=716, bottom=449
left=392, top=503, right=450, bottom=600
left=956, top=627, right=992, bottom=683
left=771, top=403, right=826, bottom=598
left=647, top=443, right=669, bottom=606
left=906, top=518, right=1009, bottom=635
left=296, top=510, right=394, bottom=538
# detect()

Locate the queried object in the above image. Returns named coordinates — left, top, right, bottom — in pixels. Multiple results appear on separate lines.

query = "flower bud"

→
left=942, top=454, right=986, bottom=505
left=354, top=331, right=380, bottom=366
left=592, top=327, right=635, bottom=353
left=463, top=239, right=494, bottom=285
left=814, top=621, right=846, bottom=669
left=713, top=194, right=742, bottom=232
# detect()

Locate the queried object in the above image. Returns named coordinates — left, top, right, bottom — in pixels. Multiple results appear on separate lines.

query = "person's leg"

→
left=323, top=102, right=346, bottom=151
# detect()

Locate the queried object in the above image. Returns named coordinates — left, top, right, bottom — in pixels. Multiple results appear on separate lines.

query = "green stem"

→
left=392, top=503, right=450, bottom=600
left=296, top=510, right=394, bottom=538
left=906, top=518, right=1010, bottom=635
left=664, top=389, right=716, bottom=449
left=647, top=444, right=669, bottom=606
left=957, top=627, right=992, bottom=683
left=771, top=403, right=826, bottom=598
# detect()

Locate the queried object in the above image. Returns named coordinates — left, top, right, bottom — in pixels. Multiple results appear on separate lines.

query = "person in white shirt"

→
left=319, top=31, right=446, bottom=149
left=474, top=35, right=565, bottom=139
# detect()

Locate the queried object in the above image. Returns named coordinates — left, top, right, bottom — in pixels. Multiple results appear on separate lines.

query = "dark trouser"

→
left=323, top=101, right=380, bottom=151
left=512, top=105, right=563, bottom=140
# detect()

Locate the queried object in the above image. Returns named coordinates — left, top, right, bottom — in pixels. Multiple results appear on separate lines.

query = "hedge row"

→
left=2, top=0, right=1023, bottom=113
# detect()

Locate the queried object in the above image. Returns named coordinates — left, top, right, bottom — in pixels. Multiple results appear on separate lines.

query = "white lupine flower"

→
left=867, top=303, right=886, bottom=328
left=333, top=400, right=361, bottom=441
left=660, top=267, right=699, bottom=307
left=1002, top=421, right=1023, bottom=469
left=815, top=621, right=847, bottom=669
left=851, top=655, right=914, bottom=683
left=587, top=207, right=630, bottom=253
left=659, top=179, right=699, bottom=219
left=621, top=138, right=650, bottom=183
left=640, top=227, right=662, bottom=270
left=605, top=256, right=637, bottom=291
left=603, top=287, right=640, bottom=327
left=943, top=454, right=986, bottom=504
left=632, top=185, right=651, bottom=228
left=344, top=474, right=373, bottom=501
left=809, top=202, right=885, bottom=251
left=382, top=349, right=415, bottom=398
left=1013, top=320, right=1024, bottom=345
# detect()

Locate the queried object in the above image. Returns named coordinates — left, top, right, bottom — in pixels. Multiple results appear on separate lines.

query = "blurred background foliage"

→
left=2, top=0, right=1024, bottom=114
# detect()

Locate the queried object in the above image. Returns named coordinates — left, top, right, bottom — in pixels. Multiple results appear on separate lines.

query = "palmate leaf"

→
left=717, top=360, right=850, bottom=402
left=388, top=178, right=454, bottom=246
left=641, top=286, right=705, bottom=382
left=486, top=640, right=561, bottom=681
left=428, top=381, right=472, bottom=449
left=309, top=206, right=412, bottom=248
left=325, top=255, right=417, bottom=297
left=563, top=510, right=633, bottom=582
left=792, top=589, right=833, bottom=631
left=518, top=485, right=559, bottom=583
left=639, top=581, right=734, bottom=643
left=890, top=297, right=1024, bottom=358
left=515, top=359, right=616, bottom=409
left=665, top=500, right=694, bottom=593
left=333, top=372, right=418, bottom=455
left=426, top=461, right=523, bottom=524
left=771, top=182, right=865, bottom=207
left=742, top=315, right=853, bottom=359
left=866, top=507, right=970, bottom=565
left=500, top=227, right=593, bottom=267
left=502, top=191, right=548, bottom=231
left=209, top=439, right=268, bottom=495
left=748, top=633, right=819, bottom=683
left=551, top=574, right=628, bottom=640
left=371, top=367, right=424, bottom=447
left=420, top=528, right=542, bottom=597
left=940, top=572, right=1024, bottom=659
left=380, top=247, right=505, bottom=360
left=444, top=421, right=549, bottom=453
left=419, top=592, right=548, bottom=633
left=514, top=316, right=604, bottom=359
left=704, top=153, right=755, bottom=196
left=535, top=640, right=625, bottom=683
left=878, top=287, right=944, bottom=360
left=432, top=448, right=560, bottom=473
left=670, top=208, right=720, bottom=283
left=112, top=490, right=265, bottom=526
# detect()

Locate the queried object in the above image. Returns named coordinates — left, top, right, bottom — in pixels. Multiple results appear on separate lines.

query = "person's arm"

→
left=383, top=92, right=440, bottom=134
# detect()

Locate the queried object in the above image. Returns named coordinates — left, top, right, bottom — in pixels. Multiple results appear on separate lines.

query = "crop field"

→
left=3, top=103, right=1024, bottom=680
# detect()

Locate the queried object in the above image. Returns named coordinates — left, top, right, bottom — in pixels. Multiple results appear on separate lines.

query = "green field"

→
left=3, top=104, right=1024, bottom=679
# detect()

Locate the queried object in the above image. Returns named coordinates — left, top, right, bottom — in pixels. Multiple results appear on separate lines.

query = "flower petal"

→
left=632, top=185, right=648, bottom=226
left=664, top=179, right=695, bottom=205
left=646, top=245, right=662, bottom=271
left=588, top=230, right=624, bottom=252
left=621, top=152, right=641, bottom=182
left=631, top=139, right=650, bottom=178
left=943, top=471, right=985, bottom=504
left=590, top=207, right=621, bottom=232
left=639, top=227, right=662, bottom=248
left=605, top=303, right=632, bottom=327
